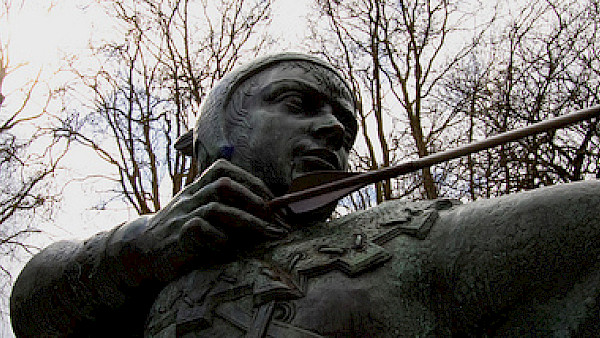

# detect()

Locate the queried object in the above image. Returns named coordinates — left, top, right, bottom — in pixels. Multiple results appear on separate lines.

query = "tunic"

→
left=145, top=181, right=600, bottom=337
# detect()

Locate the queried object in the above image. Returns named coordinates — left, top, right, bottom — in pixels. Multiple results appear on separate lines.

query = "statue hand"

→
left=140, top=159, right=288, bottom=282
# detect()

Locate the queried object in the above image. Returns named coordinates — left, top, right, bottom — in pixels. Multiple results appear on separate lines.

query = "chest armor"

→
left=145, top=199, right=457, bottom=337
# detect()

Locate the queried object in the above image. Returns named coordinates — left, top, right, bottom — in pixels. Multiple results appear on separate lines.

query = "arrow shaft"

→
left=269, top=105, right=600, bottom=211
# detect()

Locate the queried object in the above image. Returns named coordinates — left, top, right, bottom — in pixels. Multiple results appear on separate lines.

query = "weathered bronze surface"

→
left=10, top=53, right=600, bottom=337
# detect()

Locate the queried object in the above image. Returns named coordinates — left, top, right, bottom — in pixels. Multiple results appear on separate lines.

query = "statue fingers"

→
left=179, top=217, right=228, bottom=254
left=190, top=159, right=275, bottom=201
left=184, top=176, right=272, bottom=220
left=194, top=202, right=288, bottom=242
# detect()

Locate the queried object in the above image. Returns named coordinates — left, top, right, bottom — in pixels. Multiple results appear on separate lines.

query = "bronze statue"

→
left=10, top=53, right=600, bottom=337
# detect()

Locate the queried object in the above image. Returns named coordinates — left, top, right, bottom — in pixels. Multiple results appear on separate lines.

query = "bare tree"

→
left=308, top=0, right=493, bottom=206
left=437, top=0, right=600, bottom=199
left=0, top=0, right=65, bottom=308
left=58, top=0, right=272, bottom=215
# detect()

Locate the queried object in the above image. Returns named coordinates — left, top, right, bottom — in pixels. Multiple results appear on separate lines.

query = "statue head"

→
left=177, top=53, right=358, bottom=197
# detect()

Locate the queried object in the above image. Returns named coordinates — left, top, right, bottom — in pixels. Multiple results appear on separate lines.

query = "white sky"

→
left=1, top=0, right=311, bottom=335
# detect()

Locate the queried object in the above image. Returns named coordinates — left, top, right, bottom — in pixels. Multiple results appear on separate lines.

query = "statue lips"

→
left=295, top=148, right=341, bottom=172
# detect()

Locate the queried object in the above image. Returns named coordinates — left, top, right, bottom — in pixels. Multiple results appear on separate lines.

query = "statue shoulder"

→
left=327, top=197, right=461, bottom=240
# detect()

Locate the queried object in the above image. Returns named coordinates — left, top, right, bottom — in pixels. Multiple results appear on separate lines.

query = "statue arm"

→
left=10, top=216, right=158, bottom=337
left=428, top=180, right=600, bottom=334
left=10, top=160, right=286, bottom=336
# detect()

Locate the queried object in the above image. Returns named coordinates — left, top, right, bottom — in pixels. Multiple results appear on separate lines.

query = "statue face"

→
left=229, top=63, right=357, bottom=196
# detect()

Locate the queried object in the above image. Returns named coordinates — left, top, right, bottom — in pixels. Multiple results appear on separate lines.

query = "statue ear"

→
left=174, top=130, right=194, bottom=157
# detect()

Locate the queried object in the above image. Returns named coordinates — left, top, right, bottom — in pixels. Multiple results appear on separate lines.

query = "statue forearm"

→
left=10, top=217, right=161, bottom=336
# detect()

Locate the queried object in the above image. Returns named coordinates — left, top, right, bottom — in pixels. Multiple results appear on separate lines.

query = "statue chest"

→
left=146, top=199, right=452, bottom=337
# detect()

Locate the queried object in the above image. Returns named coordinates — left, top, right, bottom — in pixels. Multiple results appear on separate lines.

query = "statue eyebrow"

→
left=262, top=80, right=355, bottom=116
left=261, top=79, right=320, bottom=101
left=261, top=79, right=357, bottom=135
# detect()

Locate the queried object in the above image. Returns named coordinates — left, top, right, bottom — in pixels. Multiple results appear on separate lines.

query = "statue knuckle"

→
left=202, top=179, right=231, bottom=204
left=176, top=193, right=194, bottom=207
left=204, top=201, right=224, bottom=216
left=180, top=219, right=206, bottom=240
left=181, top=217, right=203, bottom=230
left=213, top=158, right=231, bottom=167
left=197, top=161, right=221, bottom=183
left=166, top=215, right=186, bottom=231
left=214, top=177, right=234, bottom=193
left=211, top=159, right=234, bottom=176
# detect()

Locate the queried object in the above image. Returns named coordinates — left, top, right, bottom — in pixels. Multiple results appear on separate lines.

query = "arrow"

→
left=268, top=105, right=600, bottom=215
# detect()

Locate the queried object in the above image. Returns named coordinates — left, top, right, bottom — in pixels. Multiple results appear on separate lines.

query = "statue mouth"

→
left=294, top=148, right=341, bottom=171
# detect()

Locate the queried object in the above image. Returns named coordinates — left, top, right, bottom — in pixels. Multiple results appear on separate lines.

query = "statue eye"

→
left=279, top=92, right=306, bottom=113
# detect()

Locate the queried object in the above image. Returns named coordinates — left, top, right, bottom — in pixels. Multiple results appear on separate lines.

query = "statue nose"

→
left=311, top=109, right=345, bottom=150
